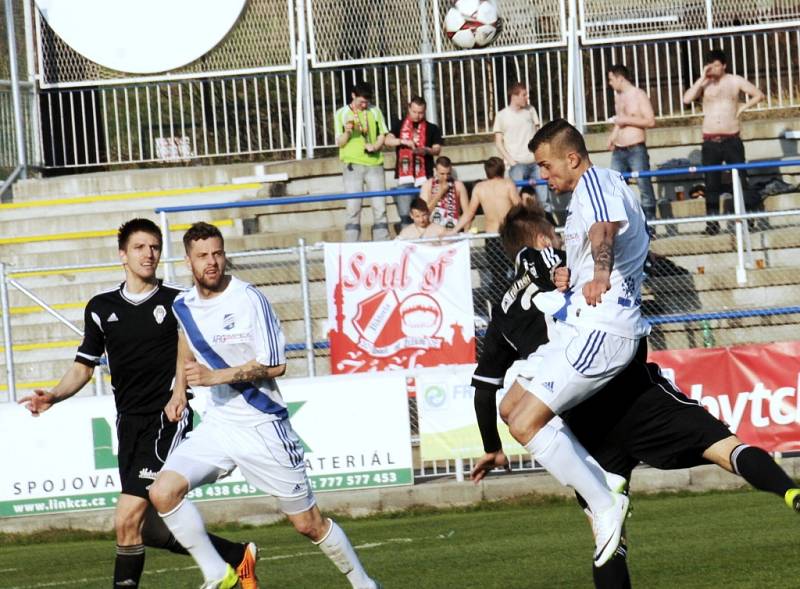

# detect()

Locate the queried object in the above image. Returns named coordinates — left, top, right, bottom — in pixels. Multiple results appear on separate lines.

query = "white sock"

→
left=313, top=518, right=374, bottom=588
left=525, top=423, right=613, bottom=514
left=160, top=499, right=228, bottom=582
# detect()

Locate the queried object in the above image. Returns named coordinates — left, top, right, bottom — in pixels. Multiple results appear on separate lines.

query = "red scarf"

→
left=430, top=177, right=459, bottom=229
left=397, top=118, right=428, bottom=187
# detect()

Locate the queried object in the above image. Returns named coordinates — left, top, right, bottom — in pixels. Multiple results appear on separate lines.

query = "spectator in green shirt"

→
left=334, top=82, right=390, bottom=241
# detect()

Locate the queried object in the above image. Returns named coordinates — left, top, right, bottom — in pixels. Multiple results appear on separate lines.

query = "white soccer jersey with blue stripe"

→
left=561, top=165, right=651, bottom=338
left=173, top=276, right=288, bottom=425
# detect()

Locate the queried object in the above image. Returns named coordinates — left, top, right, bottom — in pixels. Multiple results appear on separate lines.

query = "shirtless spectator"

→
left=396, top=198, right=446, bottom=240
left=453, top=157, right=521, bottom=293
left=419, top=156, right=470, bottom=230
left=450, top=157, right=520, bottom=234
left=607, top=65, right=657, bottom=220
left=683, top=49, right=765, bottom=234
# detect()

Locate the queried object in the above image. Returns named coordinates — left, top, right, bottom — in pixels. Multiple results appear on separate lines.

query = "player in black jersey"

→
left=469, top=202, right=800, bottom=588
left=18, top=219, right=259, bottom=589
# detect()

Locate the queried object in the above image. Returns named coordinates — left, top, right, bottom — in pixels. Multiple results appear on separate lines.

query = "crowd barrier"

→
left=1, top=161, right=799, bottom=480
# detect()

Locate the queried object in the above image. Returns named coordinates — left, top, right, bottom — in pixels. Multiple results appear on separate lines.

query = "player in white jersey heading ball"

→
left=500, top=119, right=650, bottom=568
left=149, top=222, right=380, bottom=589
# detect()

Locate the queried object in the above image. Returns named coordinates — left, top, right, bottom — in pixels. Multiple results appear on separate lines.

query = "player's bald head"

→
left=529, top=119, right=589, bottom=160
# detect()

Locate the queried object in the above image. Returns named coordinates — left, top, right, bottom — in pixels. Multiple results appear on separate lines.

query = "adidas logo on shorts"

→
left=542, top=381, right=554, bottom=392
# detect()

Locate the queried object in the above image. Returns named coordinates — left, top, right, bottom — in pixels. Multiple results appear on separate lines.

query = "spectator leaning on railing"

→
left=334, top=81, right=390, bottom=242
left=683, top=48, right=765, bottom=235
left=384, top=96, right=443, bottom=230
left=395, top=197, right=446, bottom=240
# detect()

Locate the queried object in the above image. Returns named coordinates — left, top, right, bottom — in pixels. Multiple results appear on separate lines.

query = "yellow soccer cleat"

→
left=200, top=564, right=239, bottom=589
left=236, top=542, right=260, bottom=589
left=784, top=488, right=800, bottom=513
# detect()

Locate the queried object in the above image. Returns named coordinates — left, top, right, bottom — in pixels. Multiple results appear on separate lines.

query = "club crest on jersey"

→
left=223, top=313, right=235, bottom=331
left=153, top=305, right=167, bottom=324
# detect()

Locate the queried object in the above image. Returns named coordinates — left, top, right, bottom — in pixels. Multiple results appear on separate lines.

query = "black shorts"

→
left=568, top=373, right=733, bottom=480
left=116, top=407, right=192, bottom=498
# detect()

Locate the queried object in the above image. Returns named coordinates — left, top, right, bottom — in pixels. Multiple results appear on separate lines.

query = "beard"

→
left=194, top=269, right=226, bottom=291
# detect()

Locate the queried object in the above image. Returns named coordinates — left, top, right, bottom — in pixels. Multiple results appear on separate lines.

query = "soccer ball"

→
left=444, top=0, right=502, bottom=50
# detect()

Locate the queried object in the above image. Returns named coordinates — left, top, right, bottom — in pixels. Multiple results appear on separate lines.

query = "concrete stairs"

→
left=2, top=117, right=799, bottom=402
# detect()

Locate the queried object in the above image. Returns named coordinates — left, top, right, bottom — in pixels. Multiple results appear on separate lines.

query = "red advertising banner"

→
left=650, top=341, right=800, bottom=453
left=324, top=241, right=476, bottom=374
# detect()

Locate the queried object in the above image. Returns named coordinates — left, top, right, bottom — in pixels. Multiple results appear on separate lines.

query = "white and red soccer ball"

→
left=444, top=0, right=502, bottom=50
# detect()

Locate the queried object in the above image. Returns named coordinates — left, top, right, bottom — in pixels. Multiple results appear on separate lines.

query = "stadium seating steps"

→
left=0, top=118, right=799, bottom=400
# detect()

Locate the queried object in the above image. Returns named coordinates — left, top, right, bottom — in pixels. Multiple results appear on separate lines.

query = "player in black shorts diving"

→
left=469, top=202, right=800, bottom=588
left=18, top=218, right=260, bottom=589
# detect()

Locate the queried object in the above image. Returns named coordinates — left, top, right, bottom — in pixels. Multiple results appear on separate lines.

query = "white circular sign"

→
left=36, top=0, right=247, bottom=74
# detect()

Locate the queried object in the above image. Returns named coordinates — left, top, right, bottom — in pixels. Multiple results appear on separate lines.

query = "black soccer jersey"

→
left=75, top=280, right=184, bottom=415
left=472, top=247, right=565, bottom=391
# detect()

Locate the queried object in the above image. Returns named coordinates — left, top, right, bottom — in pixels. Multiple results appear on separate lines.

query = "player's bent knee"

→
left=148, top=471, right=189, bottom=513
left=288, top=506, right=327, bottom=541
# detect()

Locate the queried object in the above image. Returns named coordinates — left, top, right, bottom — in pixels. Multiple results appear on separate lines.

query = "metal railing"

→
left=2, top=1, right=799, bottom=171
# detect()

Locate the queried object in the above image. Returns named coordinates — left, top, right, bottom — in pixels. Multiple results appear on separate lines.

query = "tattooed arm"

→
left=184, top=358, right=286, bottom=388
left=583, top=221, right=620, bottom=306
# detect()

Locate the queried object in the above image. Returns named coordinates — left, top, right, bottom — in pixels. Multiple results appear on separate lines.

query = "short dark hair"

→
left=435, top=155, right=452, bottom=168
left=608, top=64, right=630, bottom=81
left=529, top=119, right=589, bottom=159
left=410, top=197, right=429, bottom=213
left=509, top=82, right=527, bottom=97
left=409, top=96, right=426, bottom=107
left=499, top=200, right=555, bottom=259
left=183, top=222, right=224, bottom=253
left=707, top=49, right=727, bottom=66
left=484, top=156, right=505, bottom=179
left=118, top=218, right=161, bottom=250
left=351, top=81, right=373, bottom=100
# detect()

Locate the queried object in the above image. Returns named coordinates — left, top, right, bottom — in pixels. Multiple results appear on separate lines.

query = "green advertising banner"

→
left=1, top=372, right=413, bottom=517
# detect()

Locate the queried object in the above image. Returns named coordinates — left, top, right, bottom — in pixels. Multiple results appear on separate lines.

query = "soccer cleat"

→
left=605, top=472, right=632, bottom=518
left=605, top=472, right=628, bottom=496
left=235, top=542, right=259, bottom=589
left=199, top=564, right=239, bottom=589
left=784, top=488, right=800, bottom=513
left=592, top=492, right=630, bottom=567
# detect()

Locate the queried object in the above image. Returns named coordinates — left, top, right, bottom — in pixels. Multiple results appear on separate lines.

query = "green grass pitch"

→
left=1, top=488, right=796, bottom=588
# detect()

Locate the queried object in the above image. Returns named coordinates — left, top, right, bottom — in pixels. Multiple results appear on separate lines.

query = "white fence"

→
left=1, top=0, right=800, bottom=170
left=582, top=28, right=800, bottom=125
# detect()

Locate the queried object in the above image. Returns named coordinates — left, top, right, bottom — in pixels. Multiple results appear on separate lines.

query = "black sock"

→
left=140, top=505, right=246, bottom=564
left=593, top=543, right=631, bottom=589
left=209, top=534, right=247, bottom=568
left=114, top=544, right=145, bottom=588
left=731, top=444, right=796, bottom=497
left=141, top=507, right=189, bottom=555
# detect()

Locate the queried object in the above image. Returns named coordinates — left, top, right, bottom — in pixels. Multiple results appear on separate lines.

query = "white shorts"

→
left=515, top=322, right=640, bottom=414
left=163, top=415, right=316, bottom=515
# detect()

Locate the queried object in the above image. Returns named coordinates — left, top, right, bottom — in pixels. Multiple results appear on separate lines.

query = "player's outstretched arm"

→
left=184, top=358, right=286, bottom=388
left=470, top=450, right=511, bottom=483
left=470, top=384, right=511, bottom=483
left=18, top=361, right=93, bottom=416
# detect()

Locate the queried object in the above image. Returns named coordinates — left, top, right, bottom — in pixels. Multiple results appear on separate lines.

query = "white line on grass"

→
left=3, top=536, right=426, bottom=588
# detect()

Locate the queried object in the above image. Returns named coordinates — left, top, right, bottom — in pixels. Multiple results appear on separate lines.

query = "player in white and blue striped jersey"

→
left=499, top=120, right=651, bottom=569
left=148, top=222, right=379, bottom=589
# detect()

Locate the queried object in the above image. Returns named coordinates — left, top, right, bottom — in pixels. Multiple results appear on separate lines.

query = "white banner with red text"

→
left=0, top=372, right=413, bottom=518
left=324, top=240, right=475, bottom=374
left=650, top=341, right=800, bottom=453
